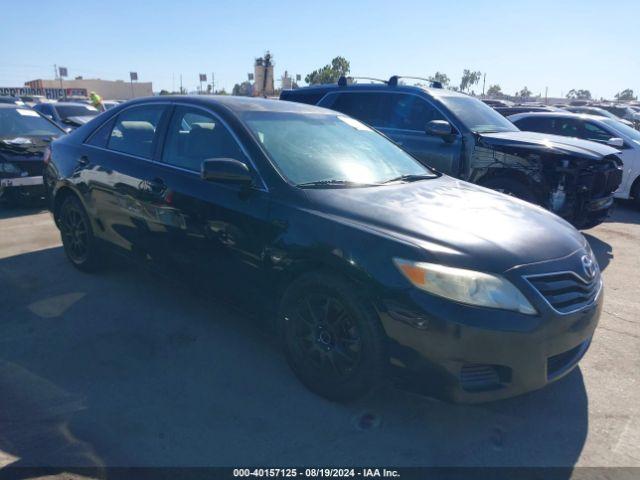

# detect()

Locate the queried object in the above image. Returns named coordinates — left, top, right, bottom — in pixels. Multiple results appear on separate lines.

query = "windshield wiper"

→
left=296, top=179, right=380, bottom=188
left=381, top=174, right=436, bottom=184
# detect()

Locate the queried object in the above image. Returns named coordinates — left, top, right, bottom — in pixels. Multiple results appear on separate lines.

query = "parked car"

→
left=0, top=104, right=66, bottom=202
left=510, top=112, right=640, bottom=207
left=102, top=100, right=122, bottom=110
left=481, top=99, right=513, bottom=107
left=494, top=105, right=562, bottom=116
left=45, top=96, right=602, bottom=403
left=20, top=95, right=48, bottom=106
left=281, top=77, right=623, bottom=228
left=33, top=102, right=100, bottom=130
left=565, top=106, right=635, bottom=128
left=594, top=104, right=640, bottom=127
left=0, top=95, right=26, bottom=106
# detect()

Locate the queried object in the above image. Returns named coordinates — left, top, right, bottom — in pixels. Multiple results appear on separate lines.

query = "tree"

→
left=428, top=71, right=450, bottom=87
left=232, top=81, right=253, bottom=96
left=516, top=86, right=532, bottom=99
left=459, top=69, right=482, bottom=92
left=305, top=56, right=350, bottom=85
left=486, top=84, right=502, bottom=97
left=159, top=89, right=171, bottom=96
left=615, top=89, right=636, bottom=101
left=566, top=89, right=592, bottom=100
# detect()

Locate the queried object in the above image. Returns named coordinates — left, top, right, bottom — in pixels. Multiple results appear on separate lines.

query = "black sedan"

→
left=44, top=96, right=602, bottom=403
left=0, top=103, right=66, bottom=203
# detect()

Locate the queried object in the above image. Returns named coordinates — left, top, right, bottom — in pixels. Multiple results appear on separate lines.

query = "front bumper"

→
left=380, top=252, right=602, bottom=403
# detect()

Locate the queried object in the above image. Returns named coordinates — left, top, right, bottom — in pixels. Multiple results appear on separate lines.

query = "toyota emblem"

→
left=581, top=254, right=597, bottom=280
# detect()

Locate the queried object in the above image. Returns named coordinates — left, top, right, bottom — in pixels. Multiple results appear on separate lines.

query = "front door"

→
left=152, top=105, right=273, bottom=300
left=320, top=91, right=463, bottom=175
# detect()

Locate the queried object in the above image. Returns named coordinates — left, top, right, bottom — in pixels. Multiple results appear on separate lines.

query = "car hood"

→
left=0, top=136, right=56, bottom=162
left=303, top=175, right=586, bottom=273
left=479, top=131, right=619, bottom=160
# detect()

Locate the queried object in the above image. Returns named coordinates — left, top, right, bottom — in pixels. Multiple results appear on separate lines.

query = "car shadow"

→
left=583, top=233, right=613, bottom=272
left=0, top=202, right=47, bottom=220
left=0, top=246, right=589, bottom=475
left=606, top=200, right=640, bottom=225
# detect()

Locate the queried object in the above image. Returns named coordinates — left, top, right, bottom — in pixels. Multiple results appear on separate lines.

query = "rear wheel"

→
left=632, top=179, right=640, bottom=210
left=58, top=195, right=102, bottom=272
left=279, top=272, right=387, bottom=402
left=481, top=177, right=538, bottom=204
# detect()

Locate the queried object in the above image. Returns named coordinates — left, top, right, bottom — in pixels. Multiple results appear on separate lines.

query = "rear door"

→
left=320, top=91, right=463, bottom=175
left=82, top=103, right=170, bottom=257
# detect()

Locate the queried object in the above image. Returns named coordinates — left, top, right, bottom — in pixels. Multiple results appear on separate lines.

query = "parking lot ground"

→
left=0, top=203, right=639, bottom=472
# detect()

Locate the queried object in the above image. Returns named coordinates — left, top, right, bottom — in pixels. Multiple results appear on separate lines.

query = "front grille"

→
left=579, top=155, right=623, bottom=197
left=12, top=161, right=44, bottom=177
left=547, top=340, right=590, bottom=380
left=526, top=271, right=601, bottom=314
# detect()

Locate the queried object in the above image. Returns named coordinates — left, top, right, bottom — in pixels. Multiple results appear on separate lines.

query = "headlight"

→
left=394, top=258, right=537, bottom=315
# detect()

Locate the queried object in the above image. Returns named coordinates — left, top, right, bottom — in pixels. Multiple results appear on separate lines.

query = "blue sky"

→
left=2, top=0, right=638, bottom=99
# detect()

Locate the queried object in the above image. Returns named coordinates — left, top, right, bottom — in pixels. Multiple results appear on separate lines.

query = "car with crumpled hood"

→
left=281, top=77, right=623, bottom=228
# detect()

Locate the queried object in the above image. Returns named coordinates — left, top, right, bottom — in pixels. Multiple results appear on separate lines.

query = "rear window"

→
left=107, top=105, right=165, bottom=158
left=55, top=105, right=99, bottom=119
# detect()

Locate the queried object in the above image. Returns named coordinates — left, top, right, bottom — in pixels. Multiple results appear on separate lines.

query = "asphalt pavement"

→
left=0, top=203, right=639, bottom=471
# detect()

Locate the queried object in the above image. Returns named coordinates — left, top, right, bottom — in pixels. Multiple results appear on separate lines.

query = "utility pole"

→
left=545, top=86, right=548, bottom=105
left=180, top=74, right=183, bottom=94
left=211, top=72, right=215, bottom=94
left=482, top=73, right=486, bottom=96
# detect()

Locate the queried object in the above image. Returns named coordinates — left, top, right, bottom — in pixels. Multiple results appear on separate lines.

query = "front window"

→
left=243, top=112, right=435, bottom=186
left=0, top=107, right=64, bottom=138
left=55, top=105, right=99, bottom=119
left=438, top=95, right=519, bottom=133
left=602, top=118, right=640, bottom=145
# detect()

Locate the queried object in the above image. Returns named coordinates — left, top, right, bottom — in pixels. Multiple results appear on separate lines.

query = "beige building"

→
left=253, top=53, right=274, bottom=97
left=25, top=78, right=153, bottom=100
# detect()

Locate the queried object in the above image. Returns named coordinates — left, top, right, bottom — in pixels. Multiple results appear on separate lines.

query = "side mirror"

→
left=201, top=158, right=253, bottom=185
left=607, top=137, right=624, bottom=148
left=426, top=120, right=454, bottom=137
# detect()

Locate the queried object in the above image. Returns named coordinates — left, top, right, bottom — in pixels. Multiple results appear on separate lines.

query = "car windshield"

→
left=603, top=118, right=640, bottom=145
left=243, top=112, right=435, bottom=186
left=0, top=107, right=64, bottom=138
left=56, top=105, right=99, bottom=119
left=438, top=95, right=519, bottom=133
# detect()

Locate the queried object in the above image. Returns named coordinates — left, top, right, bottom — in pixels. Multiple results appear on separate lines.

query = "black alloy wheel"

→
left=280, top=272, right=387, bottom=402
left=58, top=195, right=101, bottom=272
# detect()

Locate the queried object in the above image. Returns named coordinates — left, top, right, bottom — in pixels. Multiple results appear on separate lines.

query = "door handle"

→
left=78, top=155, right=90, bottom=166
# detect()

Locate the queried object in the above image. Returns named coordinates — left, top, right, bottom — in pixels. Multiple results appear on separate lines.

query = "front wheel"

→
left=58, top=195, right=102, bottom=272
left=279, top=272, right=387, bottom=402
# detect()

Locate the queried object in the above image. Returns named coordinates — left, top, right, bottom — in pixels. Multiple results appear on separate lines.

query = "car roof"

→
left=0, top=102, right=22, bottom=109
left=282, top=82, right=469, bottom=100
left=52, top=102, right=95, bottom=107
left=123, top=95, right=341, bottom=115
left=508, top=111, right=607, bottom=122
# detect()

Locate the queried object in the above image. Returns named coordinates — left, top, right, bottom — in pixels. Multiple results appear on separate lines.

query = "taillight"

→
left=43, top=147, right=51, bottom=165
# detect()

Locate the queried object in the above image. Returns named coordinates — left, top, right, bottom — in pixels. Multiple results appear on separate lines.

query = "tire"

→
left=632, top=180, right=640, bottom=210
left=58, top=195, right=102, bottom=272
left=481, top=177, right=538, bottom=204
left=279, top=271, right=388, bottom=402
